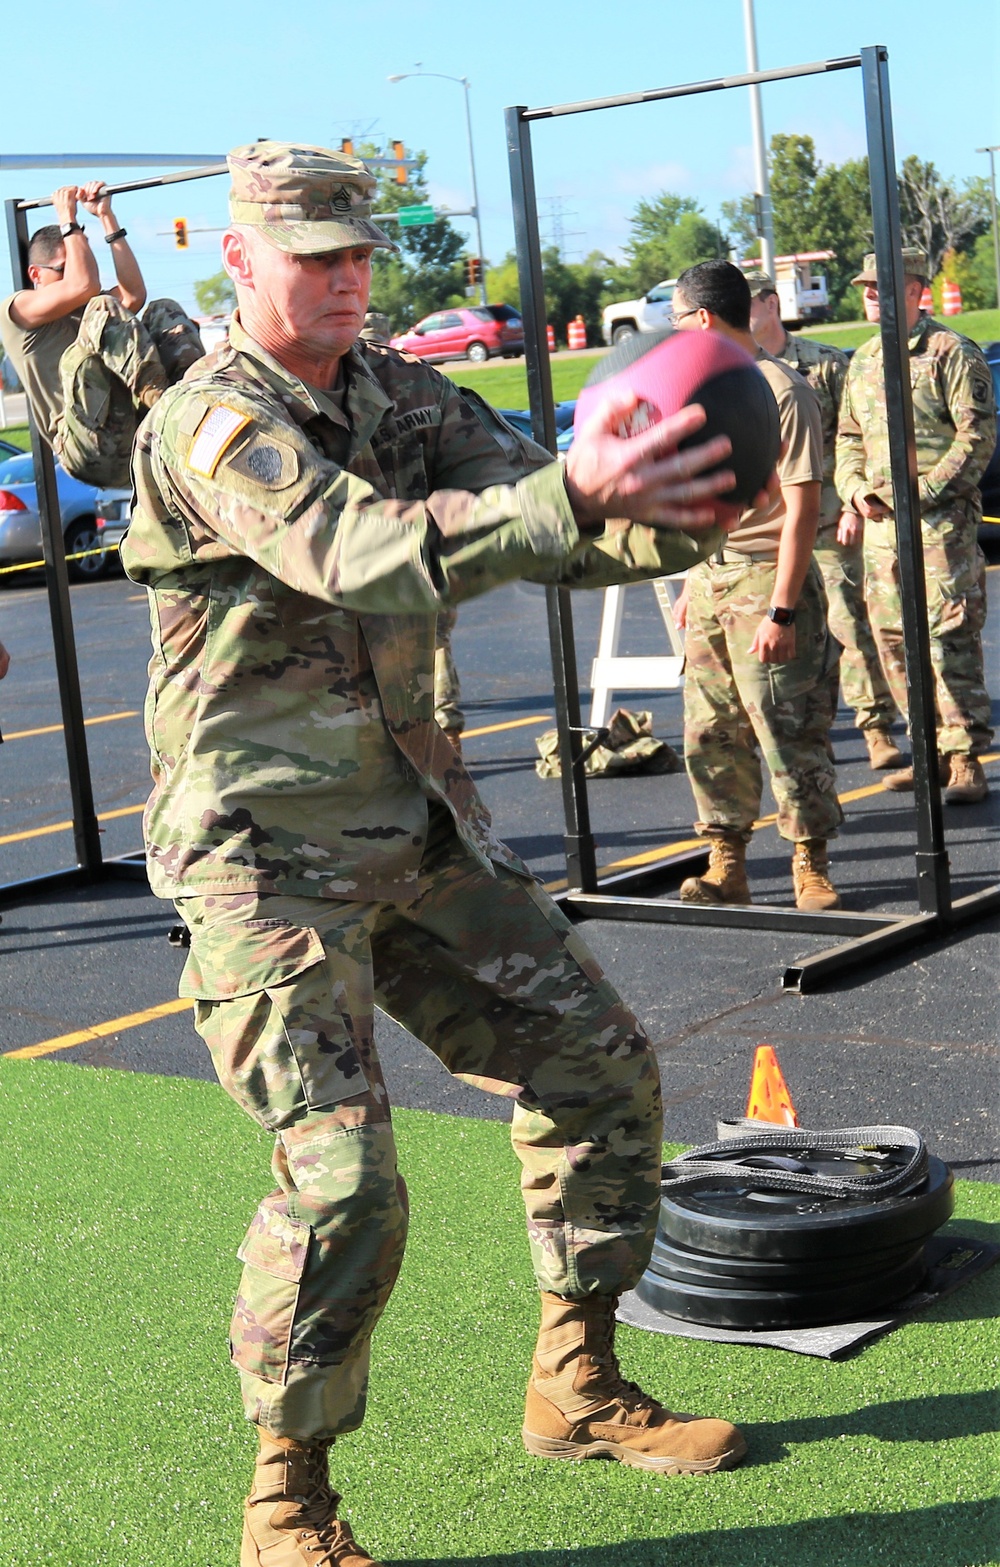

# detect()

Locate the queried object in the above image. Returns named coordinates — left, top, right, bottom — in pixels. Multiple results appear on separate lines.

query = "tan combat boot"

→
left=679, top=831, right=751, bottom=906
left=242, top=1429, right=381, bottom=1567
left=882, top=755, right=950, bottom=792
left=522, top=1292, right=746, bottom=1475
left=944, top=753, right=989, bottom=804
left=864, top=728, right=904, bottom=770
left=791, top=840, right=841, bottom=911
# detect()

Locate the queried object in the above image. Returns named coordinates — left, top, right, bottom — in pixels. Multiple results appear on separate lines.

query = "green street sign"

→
left=397, top=203, right=436, bottom=227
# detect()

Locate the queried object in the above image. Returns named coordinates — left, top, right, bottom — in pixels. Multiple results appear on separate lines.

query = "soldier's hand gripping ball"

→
left=574, top=329, right=782, bottom=527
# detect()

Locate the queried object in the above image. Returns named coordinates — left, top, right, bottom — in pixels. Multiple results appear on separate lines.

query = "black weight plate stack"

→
left=635, top=1144, right=954, bottom=1330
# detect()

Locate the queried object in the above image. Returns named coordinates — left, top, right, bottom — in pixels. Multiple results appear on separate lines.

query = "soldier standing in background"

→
left=747, top=271, right=902, bottom=771
left=0, top=181, right=203, bottom=488
left=835, top=249, right=995, bottom=803
left=670, top=261, right=843, bottom=914
left=122, top=142, right=758, bottom=1567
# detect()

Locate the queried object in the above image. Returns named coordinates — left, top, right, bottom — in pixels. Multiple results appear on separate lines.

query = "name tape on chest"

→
left=187, top=404, right=253, bottom=478
left=395, top=404, right=440, bottom=436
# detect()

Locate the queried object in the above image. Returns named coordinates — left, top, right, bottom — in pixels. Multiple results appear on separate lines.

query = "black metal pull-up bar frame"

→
left=505, top=45, right=1000, bottom=990
left=1, top=158, right=231, bottom=908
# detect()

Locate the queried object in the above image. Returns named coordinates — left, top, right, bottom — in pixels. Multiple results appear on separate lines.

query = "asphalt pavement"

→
left=0, top=557, right=997, bottom=1177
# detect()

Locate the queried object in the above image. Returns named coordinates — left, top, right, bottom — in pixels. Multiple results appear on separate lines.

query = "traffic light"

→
left=340, top=138, right=354, bottom=156
left=392, top=140, right=408, bottom=186
left=466, top=256, right=482, bottom=287
left=173, top=218, right=188, bottom=250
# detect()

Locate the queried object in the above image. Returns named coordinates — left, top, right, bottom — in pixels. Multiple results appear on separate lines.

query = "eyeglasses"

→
left=665, top=307, right=699, bottom=326
left=36, top=262, right=65, bottom=275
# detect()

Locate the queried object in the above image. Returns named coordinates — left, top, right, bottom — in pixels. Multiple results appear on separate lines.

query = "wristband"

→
left=59, top=221, right=84, bottom=238
left=767, top=605, right=796, bottom=626
left=104, top=227, right=127, bottom=244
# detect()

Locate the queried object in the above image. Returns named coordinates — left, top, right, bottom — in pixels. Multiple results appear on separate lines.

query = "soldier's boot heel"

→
left=679, top=831, right=751, bottom=905
left=523, top=1292, right=747, bottom=1476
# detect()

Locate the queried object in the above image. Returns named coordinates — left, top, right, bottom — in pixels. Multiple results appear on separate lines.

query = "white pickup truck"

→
left=602, top=252, right=834, bottom=343
left=601, top=280, right=677, bottom=346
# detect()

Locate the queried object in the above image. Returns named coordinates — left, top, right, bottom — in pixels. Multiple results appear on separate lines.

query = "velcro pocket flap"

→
left=179, top=919, right=326, bottom=1000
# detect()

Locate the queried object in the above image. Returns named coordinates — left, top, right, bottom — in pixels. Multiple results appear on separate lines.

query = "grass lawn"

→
left=442, top=311, right=1000, bottom=412
left=0, top=421, right=29, bottom=450
left=442, top=352, right=607, bottom=412
left=0, top=1056, right=997, bottom=1567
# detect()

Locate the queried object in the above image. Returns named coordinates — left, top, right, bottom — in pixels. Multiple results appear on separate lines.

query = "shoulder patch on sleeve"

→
left=187, top=404, right=252, bottom=478
left=224, top=433, right=301, bottom=490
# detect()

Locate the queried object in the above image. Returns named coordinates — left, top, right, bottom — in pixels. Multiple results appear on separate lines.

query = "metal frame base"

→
left=0, top=851, right=149, bottom=909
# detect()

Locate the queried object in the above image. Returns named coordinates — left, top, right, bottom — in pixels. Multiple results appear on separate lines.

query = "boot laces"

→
left=589, top=1310, right=662, bottom=1415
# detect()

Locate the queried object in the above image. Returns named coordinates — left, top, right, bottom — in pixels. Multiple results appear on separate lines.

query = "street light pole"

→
left=975, top=144, right=1000, bottom=311
left=388, top=70, right=488, bottom=305
left=742, top=0, right=775, bottom=278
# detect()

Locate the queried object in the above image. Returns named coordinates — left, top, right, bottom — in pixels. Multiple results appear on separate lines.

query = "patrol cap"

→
left=851, top=248, right=928, bottom=285
left=227, top=141, right=398, bottom=255
left=744, top=269, right=777, bottom=297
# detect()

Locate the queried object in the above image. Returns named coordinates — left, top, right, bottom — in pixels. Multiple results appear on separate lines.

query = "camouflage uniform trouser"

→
left=54, top=295, right=203, bottom=487
left=683, top=554, right=843, bottom=842
left=178, top=806, right=662, bottom=1441
left=812, top=522, right=898, bottom=732
left=864, top=512, right=993, bottom=756
left=433, top=608, right=463, bottom=736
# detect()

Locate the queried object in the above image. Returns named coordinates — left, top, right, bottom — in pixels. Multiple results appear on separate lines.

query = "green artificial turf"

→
left=0, top=1057, right=997, bottom=1567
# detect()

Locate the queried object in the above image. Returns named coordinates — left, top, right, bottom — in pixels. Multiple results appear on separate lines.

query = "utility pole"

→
left=742, top=0, right=775, bottom=278
left=975, top=144, right=1000, bottom=310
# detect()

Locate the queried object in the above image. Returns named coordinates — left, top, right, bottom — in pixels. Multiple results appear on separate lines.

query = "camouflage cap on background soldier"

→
left=744, top=269, right=777, bottom=297
left=359, top=310, right=392, bottom=344
left=851, top=248, right=928, bottom=285
left=227, top=141, right=398, bottom=255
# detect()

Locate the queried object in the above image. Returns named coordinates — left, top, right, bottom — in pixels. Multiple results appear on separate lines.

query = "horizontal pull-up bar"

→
left=521, top=53, right=862, bottom=120
left=1, top=154, right=222, bottom=173
left=17, top=163, right=227, bottom=210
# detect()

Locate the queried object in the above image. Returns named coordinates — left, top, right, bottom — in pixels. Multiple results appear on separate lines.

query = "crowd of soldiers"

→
left=668, top=252, right=994, bottom=912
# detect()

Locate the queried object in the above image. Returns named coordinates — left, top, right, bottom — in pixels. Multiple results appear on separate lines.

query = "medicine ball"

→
left=574, top=329, right=781, bottom=521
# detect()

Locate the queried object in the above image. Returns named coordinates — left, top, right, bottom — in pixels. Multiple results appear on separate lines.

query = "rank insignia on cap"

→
left=187, top=404, right=252, bottom=478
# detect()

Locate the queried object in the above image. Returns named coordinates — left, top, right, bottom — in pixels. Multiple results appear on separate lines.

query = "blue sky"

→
left=2, top=0, right=996, bottom=314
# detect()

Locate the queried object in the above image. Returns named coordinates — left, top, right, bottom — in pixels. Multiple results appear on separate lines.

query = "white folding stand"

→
left=588, top=576, right=686, bottom=726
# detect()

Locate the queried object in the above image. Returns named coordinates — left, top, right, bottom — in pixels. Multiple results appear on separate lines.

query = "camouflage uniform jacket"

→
left=123, top=315, right=722, bottom=902
left=775, top=331, right=848, bottom=529
left=835, top=314, right=996, bottom=523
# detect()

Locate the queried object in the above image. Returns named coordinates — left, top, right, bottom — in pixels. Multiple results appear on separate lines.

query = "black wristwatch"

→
left=104, top=227, right=127, bottom=244
left=59, top=221, right=84, bottom=238
left=767, top=605, right=796, bottom=626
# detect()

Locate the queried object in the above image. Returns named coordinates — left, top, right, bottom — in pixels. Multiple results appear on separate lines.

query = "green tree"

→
left=943, top=232, right=998, bottom=310
left=897, top=159, right=990, bottom=279
left=483, top=248, right=612, bottom=343
left=610, top=192, right=725, bottom=296
left=193, top=269, right=236, bottom=316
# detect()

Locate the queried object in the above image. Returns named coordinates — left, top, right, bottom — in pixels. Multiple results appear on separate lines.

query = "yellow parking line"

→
left=463, top=714, right=552, bottom=738
left=0, top=801, right=144, bottom=847
left=3, top=998, right=194, bottom=1060
left=4, top=710, right=139, bottom=742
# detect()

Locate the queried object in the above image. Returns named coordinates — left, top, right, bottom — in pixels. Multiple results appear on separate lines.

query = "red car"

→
left=391, top=305, right=523, bottom=364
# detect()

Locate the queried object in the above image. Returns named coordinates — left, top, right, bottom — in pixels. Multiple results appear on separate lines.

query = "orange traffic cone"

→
left=745, top=1044, right=798, bottom=1126
left=941, top=279, right=962, bottom=316
left=546, top=323, right=556, bottom=352
left=919, top=285, right=933, bottom=313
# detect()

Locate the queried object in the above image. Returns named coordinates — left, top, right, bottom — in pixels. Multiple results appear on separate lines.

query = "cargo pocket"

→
left=180, top=919, right=365, bottom=1129
left=231, top=1200, right=311, bottom=1384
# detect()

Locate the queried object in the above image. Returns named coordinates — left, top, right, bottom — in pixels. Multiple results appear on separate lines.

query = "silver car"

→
left=0, top=448, right=110, bottom=580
